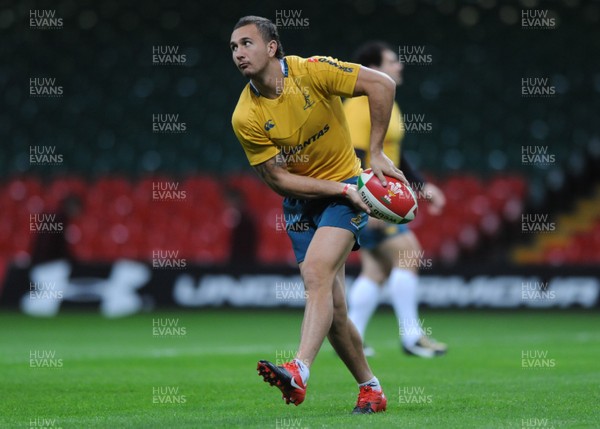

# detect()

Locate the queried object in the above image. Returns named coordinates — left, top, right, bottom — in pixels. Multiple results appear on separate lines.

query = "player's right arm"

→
left=252, top=154, right=370, bottom=213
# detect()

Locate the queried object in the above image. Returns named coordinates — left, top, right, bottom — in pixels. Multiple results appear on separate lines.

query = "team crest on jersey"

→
left=380, top=182, right=404, bottom=205
left=264, top=119, right=275, bottom=131
left=302, top=90, right=314, bottom=110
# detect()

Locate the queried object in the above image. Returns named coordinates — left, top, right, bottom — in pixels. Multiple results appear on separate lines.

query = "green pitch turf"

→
left=1, top=309, right=599, bottom=428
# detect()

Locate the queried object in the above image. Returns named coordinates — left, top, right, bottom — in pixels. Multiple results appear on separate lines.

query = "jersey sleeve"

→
left=232, top=116, right=279, bottom=166
left=305, top=56, right=360, bottom=98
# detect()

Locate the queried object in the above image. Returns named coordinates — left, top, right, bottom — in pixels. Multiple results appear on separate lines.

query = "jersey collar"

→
left=249, top=58, right=288, bottom=97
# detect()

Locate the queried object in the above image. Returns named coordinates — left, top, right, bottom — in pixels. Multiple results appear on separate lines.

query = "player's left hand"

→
left=370, top=151, right=408, bottom=187
left=423, top=183, right=446, bottom=215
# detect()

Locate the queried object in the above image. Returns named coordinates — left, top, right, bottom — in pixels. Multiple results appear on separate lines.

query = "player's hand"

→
left=423, top=183, right=446, bottom=215
left=370, top=151, right=408, bottom=187
left=343, top=184, right=371, bottom=214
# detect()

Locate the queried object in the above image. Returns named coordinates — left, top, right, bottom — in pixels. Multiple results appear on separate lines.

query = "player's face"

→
left=230, top=24, right=272, bottom=78
left=377, top=49, right=403, bottom=86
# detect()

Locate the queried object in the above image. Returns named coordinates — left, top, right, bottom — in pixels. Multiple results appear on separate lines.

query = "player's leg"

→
left=328, top=264, right=387, bottom=414
left=380, top=229, right=447, bottom=357
left=380, top=230, right=421, bottom=345
left=347, top=247, right=388, bottom=354
left=296, top=226, right=355, bottom=366
left=257, top=225, right=356, bottom=406
left=328, top=263, right=373, bottom=383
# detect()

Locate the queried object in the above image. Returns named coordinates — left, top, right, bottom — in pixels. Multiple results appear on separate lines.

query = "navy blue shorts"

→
left=360, top=222, right=410, bottom=250
left=283, top=176, right=368, bottom=264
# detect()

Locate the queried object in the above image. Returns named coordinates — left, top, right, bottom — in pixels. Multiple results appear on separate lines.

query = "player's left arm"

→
left=352, top=67, right=407, bottom=187
left=307, top=57, right=404, bottom=185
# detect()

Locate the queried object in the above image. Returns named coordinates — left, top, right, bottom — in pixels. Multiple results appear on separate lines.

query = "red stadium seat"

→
left=0, top=172, right=533, bottom=266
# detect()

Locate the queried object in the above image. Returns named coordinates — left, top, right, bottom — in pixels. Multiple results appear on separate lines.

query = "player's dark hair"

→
left=352, top=41, right=394, bottom=67
left=233, top=16, right=285, bottom=59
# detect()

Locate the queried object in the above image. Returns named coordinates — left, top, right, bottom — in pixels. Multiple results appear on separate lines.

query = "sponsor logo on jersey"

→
left=301, top=124, right=329, bottom=149
left=309, top=57, right=353, bottom=72
left=277, top=124, right=329, bottom=161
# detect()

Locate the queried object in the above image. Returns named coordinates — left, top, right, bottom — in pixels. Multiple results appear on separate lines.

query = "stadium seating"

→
left=512, top=185, right=600, bottom=265
left=0, top=173, right=528, bottom=267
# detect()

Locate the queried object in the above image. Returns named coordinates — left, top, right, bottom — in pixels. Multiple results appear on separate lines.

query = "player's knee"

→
left=301, top=263, right=335, bottom=292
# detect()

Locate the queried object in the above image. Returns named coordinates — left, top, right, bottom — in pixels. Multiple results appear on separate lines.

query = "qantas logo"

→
left=280, top=124, right=329, bottom=158
left=307, top=56, right=353, bottom=72
left=301, top=124, right=329, bottom=149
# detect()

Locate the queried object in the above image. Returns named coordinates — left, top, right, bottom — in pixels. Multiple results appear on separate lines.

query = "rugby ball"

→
left=357, top=168, right=418, bottom=224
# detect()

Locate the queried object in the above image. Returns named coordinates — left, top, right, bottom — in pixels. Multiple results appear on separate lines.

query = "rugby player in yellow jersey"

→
left=345, top=41, right=448, bottom=358
left=230, top=16, right=406, bottom=413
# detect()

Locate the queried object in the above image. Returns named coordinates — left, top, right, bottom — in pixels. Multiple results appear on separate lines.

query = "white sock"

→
left=358, top=376, right=381, bottom=392
left=388, top=268, right=422, bottom=347
left=348, top=276, right=381, bottom=340
left=294, top=358, right=310, bottom=384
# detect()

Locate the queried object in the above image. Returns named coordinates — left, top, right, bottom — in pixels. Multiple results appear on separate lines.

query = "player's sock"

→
left=358, top=376, right=381, bottom=392
left=348, top=276, right=381, bottom=339
left=388, top=268, right=421, bottom=347
left=294, top=358, right=310, bottom=385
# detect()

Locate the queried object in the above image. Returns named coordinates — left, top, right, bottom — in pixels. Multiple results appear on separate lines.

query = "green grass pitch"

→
left=1, top=309, right=598, bottom=428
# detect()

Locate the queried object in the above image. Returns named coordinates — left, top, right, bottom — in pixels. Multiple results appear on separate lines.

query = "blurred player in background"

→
left=30, top=194, right=82, bottom=266
left=230, top=16, right=407, bottom=413
left=345, top=41, right=448, bottom=358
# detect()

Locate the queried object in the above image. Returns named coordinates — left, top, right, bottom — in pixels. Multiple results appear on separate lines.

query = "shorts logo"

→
left=351, top=213, right=364, bottom=229
left=381, top=182, right=404, bottom=205
left=264, top=119, right=276, bottom=131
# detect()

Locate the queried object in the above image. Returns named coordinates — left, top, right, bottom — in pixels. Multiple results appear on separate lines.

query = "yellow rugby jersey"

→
left=343, top=96, right=404, bottom=167
left=232, top=56, right=362, bottom=182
